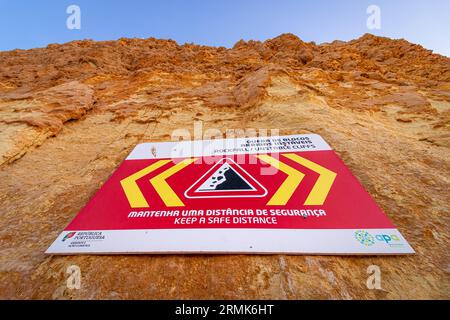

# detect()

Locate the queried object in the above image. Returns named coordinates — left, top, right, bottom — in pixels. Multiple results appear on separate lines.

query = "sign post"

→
left=47, top=134, right=414, bottom=255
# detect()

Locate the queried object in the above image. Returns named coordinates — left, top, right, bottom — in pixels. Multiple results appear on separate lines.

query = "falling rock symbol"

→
left=197, top=163, right=254, bottom=191
left=184, top=158, right=268, bottom=199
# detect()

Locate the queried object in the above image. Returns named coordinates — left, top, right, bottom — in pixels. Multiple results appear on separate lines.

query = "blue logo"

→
left=375, top=234, right=401, bottom=244
left=355, top=230, right=404, bottom=247
left=355, top=230, right=375, bottom=246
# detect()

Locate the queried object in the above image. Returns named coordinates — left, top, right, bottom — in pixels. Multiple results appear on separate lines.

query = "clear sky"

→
left=0, top=0, right=449, bottom=56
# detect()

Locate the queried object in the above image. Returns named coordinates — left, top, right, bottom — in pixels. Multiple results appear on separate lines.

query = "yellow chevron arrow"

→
left=150, top=158, right=198, bottom=207
left=283, top=153, right=336, bottom=205
left=120, top=160, right=171, bottom=208
left=257, top=155, right=305, bottom=206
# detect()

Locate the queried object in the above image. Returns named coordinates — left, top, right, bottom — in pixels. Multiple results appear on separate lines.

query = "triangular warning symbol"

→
left=196, top=162, right=255, bottom=192
left=185, top=158, right=267, bottom=199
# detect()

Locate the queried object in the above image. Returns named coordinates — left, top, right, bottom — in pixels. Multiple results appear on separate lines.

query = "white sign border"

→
left=47, top=228, right=415, bottom=255
left=127, top=134, right=332, bottom=160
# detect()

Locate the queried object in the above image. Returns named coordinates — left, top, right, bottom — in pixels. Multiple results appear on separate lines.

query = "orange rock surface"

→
left=0, top=34, right=449, bottom=299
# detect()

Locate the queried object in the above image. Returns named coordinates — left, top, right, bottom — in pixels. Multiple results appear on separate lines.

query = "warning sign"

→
left=47, top=134, right=414, bottom=255
left=185, top=158, right=267, bottom=198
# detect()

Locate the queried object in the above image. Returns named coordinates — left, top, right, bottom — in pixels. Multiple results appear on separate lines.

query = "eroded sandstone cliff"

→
left=0, top=34, right=449, bottom=299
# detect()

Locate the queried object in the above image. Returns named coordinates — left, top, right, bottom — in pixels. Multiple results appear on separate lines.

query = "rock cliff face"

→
left=0, top=34, right=449, bottom=299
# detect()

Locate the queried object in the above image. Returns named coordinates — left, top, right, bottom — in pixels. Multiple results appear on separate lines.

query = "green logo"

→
left=62, top=232, right=76, bottom=242
left=355, top=230, right=375, bottom=246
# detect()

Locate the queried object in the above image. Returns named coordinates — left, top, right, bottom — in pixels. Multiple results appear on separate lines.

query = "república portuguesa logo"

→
left=62, top=232, right=76, bottom=242
left=355, top=230, right=376, bottom=246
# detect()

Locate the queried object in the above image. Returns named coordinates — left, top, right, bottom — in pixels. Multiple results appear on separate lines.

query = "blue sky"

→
left=0, top=0, right=449, bottom=56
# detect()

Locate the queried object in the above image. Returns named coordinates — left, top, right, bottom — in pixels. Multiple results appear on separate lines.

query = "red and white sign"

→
left=47, top=134, right=414, bottom=255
